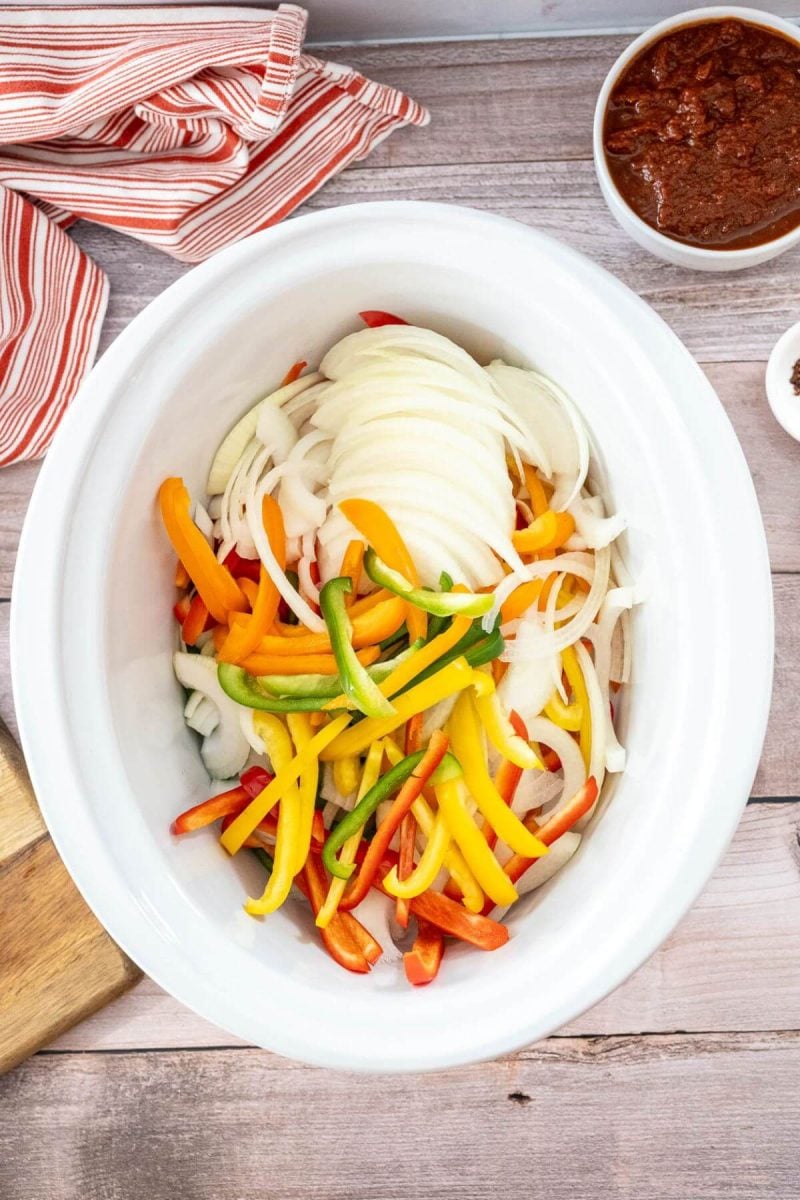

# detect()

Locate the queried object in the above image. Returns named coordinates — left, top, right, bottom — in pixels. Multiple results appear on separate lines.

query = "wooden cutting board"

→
left=0, top=720, right=141, bottom=1074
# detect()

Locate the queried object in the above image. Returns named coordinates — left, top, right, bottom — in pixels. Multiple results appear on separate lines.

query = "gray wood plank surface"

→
left=46, top=800, right=800, bottom=1051
left=2, top=1033, right=799, bottom=1200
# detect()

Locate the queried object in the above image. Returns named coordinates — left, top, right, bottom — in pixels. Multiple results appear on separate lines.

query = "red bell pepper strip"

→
left=301, top=854, right=371, bottom=974
left=404, top=918, right=445, bottom=986
left=483, top=709, right=527, bottom=850
left=280, top=360, right=307, bottom=386
left=181, top=593, right=210, bottom=646
left=482, top=777, right=598, bottom=914
left=359, top=310, right=408, bottom=328
left=173, top=595, right=191, bottom=625
left=338, top=732, right=450, bottom=913
left=408, top=890, right=509, bottom=951
left=172, top=785, right=249, bottom=834
left=223, top=547, right=261, bottom=584
left=239, top=765, right=274, bottom=798
left=340, top=911, right=383, bottom=966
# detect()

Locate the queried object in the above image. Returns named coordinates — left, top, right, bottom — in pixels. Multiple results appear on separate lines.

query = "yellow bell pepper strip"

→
left=512, top=509, right=576, bottom=556
left=323, top=615, right=472, bottom=712
left=338, top=498, right=427, bottom=642
left=217, top=495, right=286, bottom=664
left=562, top=644, right=592, bottom=769
left=320, top=576, right=395, bottom=719
left=363, top=548, right=492, bottom=619
left=243, top=774, right=301, bottom=915
left=286, top=712, right=318, bottom=874
left=238, top=645, right=381, bottom=678
left=395, top=712, right=425, bottom=928
left=484, top=712, right=528, bottom=851
left=333, top=755, right=360, bottom=801
left=251, top=595, right=406, bottom=657
left=485, top=777, right=599, bottom=914
left=338, top=734, right=453, bottom=912
left=272, top=589, right=391, bottom=636
left=474, top=679, right=541, bottom=769
left=251, top=712, right=301, bottom=828
left=435, top=775, right=519, bottom=908
left=339, top=539, right=365, bottom=607
left=158, top=477, right=247, bottom=623
left=544, top=689, right=583, bottom=732
left=220, top=714, right=351, bottom=854
left=382, top=737, right=484, bottom=913
left=319, top=657, right=476, bottom=761
left=316, top=739, right=385, bottom=929
left=383, top=806, right=451, bottom=899
left=523, top=462, right=549, bottom=518
left=448, top=690, right=548, bottom=858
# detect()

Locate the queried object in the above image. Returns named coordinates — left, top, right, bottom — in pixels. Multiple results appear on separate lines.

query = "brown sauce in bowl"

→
left=603, top=18, right=800, bottom=249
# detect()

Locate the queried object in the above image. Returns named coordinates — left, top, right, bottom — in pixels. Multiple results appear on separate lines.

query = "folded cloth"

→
left=0, top=4, right=428, bottom=467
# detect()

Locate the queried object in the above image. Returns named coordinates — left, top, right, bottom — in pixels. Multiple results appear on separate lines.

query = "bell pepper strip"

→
left=486, top=778, right=599, bottom=914
left=484, top=710, right=528, bottom=850
left=406, top=622, right=504, bottom=691
left=237, top=576, right=259, bottom=609
left=332, top=755, right=360, bottom=800
left=426, top=573, right=455, bottom=641
left=175, top=560, right=191, bottom=589
left=316, top=739, right=386, bottom=929
left=217, top=659, right=385, bottom=713
left=338, top=735, right=454, bottom=912
left=173, top=594, right=191, bottom=625
left=382, top=737, right=484, bottom=913
left=272, top=589, right=391, bottom=636
left=500, top=579, right=544, bottom=624
left=383, top=806, right=451, bottom=899
left=562, top=644, right=592, bottom=770
left=323, top=750, right=426, bottom=880
left=340, top=910, right=383, bottom=966
left=523, top=463, right=549, bottom=518
left=319, top=657, right=476, bottom=761
left=172, top=784, right=249, bottom=834
left=434, top=776, right=518, bottom=908
left=244, top=775, right=302, bottom=915
left=280, top=359, right=307, bottom=386
left=221, top=714, right=351, bottom=854
left=544, top=691, right=583, bottom=732
left=158, top=477, right=247, bottom=623
left=241, top=645, right=381, bottom=679
left=404, top=919, right=445, bottom=986
left=179, top=594, right=209, bottom=646
left=301, top=856, right=371, bottom=974
left=251, top=595, right=406, bottom=657
left=218, top=497, right=286, bottom=664
left=251, top=712, right=302, bottom=848
left=474, top=678, right=540, bottom=769
left=320, top=576, right=395, bottom=719
left=406, top=889, right=509, bottom=951
left=338, top=498, right=427, bottom=642
left=223, top=547, right=261, bottom=584
left=512, top=509, right=576, bottom=556
left=323, top=615, right=471, bottom=712
left=364, top=548, right=492, bottom=619
left=286, top=712, right=318, bottom=874
left=241, top=643, right=418, bottom=701
left=339, top=539, right=365, bottom=607
left=359, top=310, right=408, bottom=328
left=448, top=691, right=548, bottom=858
left=396, top=712, right=426, bottom=927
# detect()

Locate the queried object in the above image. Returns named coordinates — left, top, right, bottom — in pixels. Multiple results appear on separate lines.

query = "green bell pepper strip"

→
left=320, top=576, right=396, bottom=720
left=256, top=641, right=422, bottom=699
left=323, top=750, right=462, bottom=880
left=252, top=847, right=274, bottom=875
left=426, top=573, right=455, bottom=641
left=406, top=624, right=504, bottom=692
left=364, top=548, right=493, bottom=619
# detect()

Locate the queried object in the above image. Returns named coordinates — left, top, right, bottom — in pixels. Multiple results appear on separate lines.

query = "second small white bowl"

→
left=593, top=7, right=800, bottom=272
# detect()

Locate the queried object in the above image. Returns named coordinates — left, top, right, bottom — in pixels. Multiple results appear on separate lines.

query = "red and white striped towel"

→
left=0, top=4, right=428, bottom=467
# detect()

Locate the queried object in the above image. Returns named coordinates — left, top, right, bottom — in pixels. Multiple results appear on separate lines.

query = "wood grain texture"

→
left=2, top=1033, right=799, bottom=1200
left=45, top=800, right=800, bottom=1051
left=0, top=723, right=141, bottom=1074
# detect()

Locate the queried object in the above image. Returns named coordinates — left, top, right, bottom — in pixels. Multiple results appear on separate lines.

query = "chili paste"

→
left=603, top=19, right=800, bottom=249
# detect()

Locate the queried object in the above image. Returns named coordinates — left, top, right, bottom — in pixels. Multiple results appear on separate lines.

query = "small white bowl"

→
left=11, top=203, right=773, bottom=1071
left=766, top=321, right=800, bottom=442
left=594, top=7, right=800, bottom=272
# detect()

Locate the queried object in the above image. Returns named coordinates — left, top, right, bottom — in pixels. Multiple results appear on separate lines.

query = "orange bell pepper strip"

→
left=338, top=498, right=427, bottom=642
left=512, top=509, right=575, bottom=555
left=338, top=732, right=450, bottom=913
left=251, top=595, right=406, bottom=657
left=340, top=539, right=365, bottom=607
left=483, top=777, right=598, bottom=914
left=404, top=918, right=445, bottom=986
left=158, top=477, right=247, bottom=623
left=270, top=588, right=391, bottom=636
left=217, top=496, right=286, bottom=664
left=280, top=360, right=307, bottom=386
left=523, top=463, right=549, bottom=518
left=172, top=785, right=249, bottom=834
left=181, top=594, right=209, bottom=646
left=175, top=560, right=191, bottom=589
left=238, top=645, right=381, bottom=677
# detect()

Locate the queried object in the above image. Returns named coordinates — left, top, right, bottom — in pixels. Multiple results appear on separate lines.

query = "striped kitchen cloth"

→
left=0, top=4, right=428, bottom=467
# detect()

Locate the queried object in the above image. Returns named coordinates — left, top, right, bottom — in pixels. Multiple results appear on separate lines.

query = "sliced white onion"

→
left=587, top=586, right=635, bottom=771
left=525, top=716, right=587, bottom=821
left=510, top=768, right=563, bottom=818
left=351, top=890, right=404, bottom=964
left=568, top=493, right=627, bottom=550
left=574, top=640, right=608, bottom=791
left=494, top=832, right=582, bottom=919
